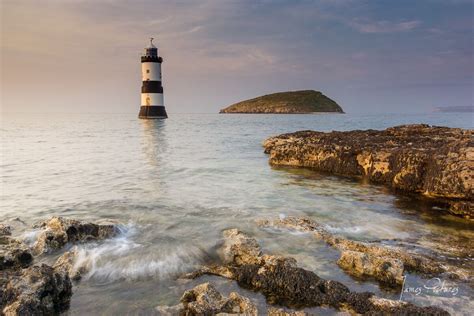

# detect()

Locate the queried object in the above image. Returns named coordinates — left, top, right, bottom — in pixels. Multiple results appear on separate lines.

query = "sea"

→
left=1, top=112, right=473, bottom=315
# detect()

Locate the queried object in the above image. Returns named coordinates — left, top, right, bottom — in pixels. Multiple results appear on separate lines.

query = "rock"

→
left=179, top=282, right=257, bottom=315
left=32, top=216, right=117, bottom=255
left=53, top=248, right=88, bottom=281
left=185, top=229, right=448, bottom=315
left=263, top=125, right=473, bottom=218
left=0, top=238, right=33, bottom=271
left=0, top=225, right=11, bottom=237
left=257, top=217, right=469, bottom=285
left=337, top=250, right=404, bottom=286
left=219, top=90, right=344, bottom=114
left=267, top=308, right=308, bottom=316
left=222, top=228, right=263, bottom=265
left=1, top=264, right=72, bottom=315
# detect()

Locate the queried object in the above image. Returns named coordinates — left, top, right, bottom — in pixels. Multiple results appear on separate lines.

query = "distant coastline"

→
left=434, top=106, right=473, bottom=113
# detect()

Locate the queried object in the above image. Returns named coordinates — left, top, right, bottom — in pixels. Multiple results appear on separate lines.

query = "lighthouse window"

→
left=146, top=69, right=150, bottom=73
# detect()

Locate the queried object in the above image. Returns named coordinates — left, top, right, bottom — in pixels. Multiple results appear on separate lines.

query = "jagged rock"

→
left=1, top=264, right=72, bottom=315
left=222, top=229, right=263, bottom=266
left=179, top=282, right=257, bottom=315
left=0, top=238, right=33, bottom=271
left=32, top=217, right=116, bottom=255
left=53, top=248, right=88, bottom=281
left=257, top=217, right=469, bottom=285
left=0, top=225, right=11, bottom=237
left=185, top=229, right=449, bottom=315
left=267, top=308, right=308, bottom=316
left=337, top=250, right=404, bottom=286
left=263, top=125, right=473, bottom=218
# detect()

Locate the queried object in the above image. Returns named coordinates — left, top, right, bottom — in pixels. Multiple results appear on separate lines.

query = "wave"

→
left=73, top=223, right=205, bottom=283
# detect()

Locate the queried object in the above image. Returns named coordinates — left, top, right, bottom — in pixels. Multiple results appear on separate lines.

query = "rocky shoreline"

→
left=1, top=217, right=117, bottom=315
left=263, top=124, right=473, bottom=218
left=181, top=228, right=450, bottom=315
left=2, top=215, right=465, bottom=315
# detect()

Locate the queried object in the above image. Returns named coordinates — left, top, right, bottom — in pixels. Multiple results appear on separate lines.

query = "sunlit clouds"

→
left=1, top=0, right=473, bottom=113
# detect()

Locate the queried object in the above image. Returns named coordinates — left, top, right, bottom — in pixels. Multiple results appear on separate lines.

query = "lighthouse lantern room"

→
left=138, top=38, right=167, bottom=119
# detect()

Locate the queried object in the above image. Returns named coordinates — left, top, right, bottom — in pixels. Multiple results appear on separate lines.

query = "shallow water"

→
left=1, top=112, right=473, bottom=315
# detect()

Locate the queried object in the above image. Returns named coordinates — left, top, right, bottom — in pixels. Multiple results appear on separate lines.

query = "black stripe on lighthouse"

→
left=141, top=81, right=163, bottom=93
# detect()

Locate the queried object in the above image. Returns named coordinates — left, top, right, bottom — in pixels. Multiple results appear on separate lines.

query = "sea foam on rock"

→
left=185, top=229, right=449, bottom=315
left=257, top=216, right=470, bottom=286
left=32, top=216, right=117, bottom=255
left=1, top=216, right=119, bottom=315
left=263, top=124, right=473, bottom=218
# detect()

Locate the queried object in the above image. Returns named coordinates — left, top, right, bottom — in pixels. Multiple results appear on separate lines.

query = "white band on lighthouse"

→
left=141, top=93, right=164, bottom=106
left=141, top=62, right=162, bottom=81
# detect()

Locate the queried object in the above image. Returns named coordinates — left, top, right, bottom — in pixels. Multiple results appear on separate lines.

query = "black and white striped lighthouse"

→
left=138, top=38, right=167, bottom=119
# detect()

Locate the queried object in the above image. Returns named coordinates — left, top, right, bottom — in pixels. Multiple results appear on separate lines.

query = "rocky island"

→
left=219, top=90, right=344, bottom=114
left=263, top=124, right=473, bottom=218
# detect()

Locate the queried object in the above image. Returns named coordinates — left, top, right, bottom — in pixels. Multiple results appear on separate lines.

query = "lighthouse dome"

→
left=144, top=37, right=158, bottom=56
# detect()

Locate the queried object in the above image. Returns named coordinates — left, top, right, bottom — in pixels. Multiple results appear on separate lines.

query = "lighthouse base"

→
left=138, top=106, right=168, bottom=119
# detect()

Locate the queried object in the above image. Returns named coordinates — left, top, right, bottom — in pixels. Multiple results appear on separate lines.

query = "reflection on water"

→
left=140, top=119, right=167, bottom=167
left=1, top=113, right=473, bottom=315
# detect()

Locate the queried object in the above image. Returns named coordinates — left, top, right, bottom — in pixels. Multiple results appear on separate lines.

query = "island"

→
left=219, top=90, right=344, bottom=114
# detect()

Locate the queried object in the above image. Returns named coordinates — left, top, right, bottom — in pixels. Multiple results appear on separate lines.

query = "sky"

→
left=1, top=0, right=473, bottom=114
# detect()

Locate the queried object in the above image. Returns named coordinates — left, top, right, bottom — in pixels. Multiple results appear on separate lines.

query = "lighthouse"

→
left=139, top=38, right=167, bottom=119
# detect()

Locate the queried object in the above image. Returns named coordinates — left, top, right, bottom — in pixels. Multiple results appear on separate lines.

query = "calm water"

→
left=1, top=112, right=473, bottom=315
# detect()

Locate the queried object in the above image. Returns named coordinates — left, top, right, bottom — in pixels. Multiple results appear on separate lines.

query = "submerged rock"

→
left=185, top=229, right=448, bottom=315
left=32, top=216, right=117, bottom=255
left=257, top=217, right=470, bottom=285
left=179, top=282, right=257, bottom=315
left=263, top=125, right=473, bottom=218
left=1, top=264, right=72, bottom=315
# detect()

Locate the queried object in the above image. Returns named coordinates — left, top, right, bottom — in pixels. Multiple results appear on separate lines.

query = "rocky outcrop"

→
left=267, top=308, right=307, bottom=316
left=1, top=264, right=72, bottom=315
left=53, top=248, right=88, bottom=282
left=0, top=225, right=11, bottom=237
left=179, top=282, right=257, bottom=315
left=263, top=125, right=473, bottom=218
left=185, top=229, right=448, bottom=315
left=220, top=90, right=344, bottom=114
left=257, top=216, right=470, bottom=286
left=1, top=217, right=118, bottom=315
left=33, top=217, right=116, bottom=255
left=0, top=239, right=33, bottom=271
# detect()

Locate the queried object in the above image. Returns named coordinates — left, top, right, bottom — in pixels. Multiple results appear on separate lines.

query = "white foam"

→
left=21, top=229, right=42, bottom=246
left=73, top=223, right=204, bottom=283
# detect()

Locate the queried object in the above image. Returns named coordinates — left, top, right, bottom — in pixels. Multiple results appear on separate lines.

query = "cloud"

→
left=350, top=19, right=421, bottom=33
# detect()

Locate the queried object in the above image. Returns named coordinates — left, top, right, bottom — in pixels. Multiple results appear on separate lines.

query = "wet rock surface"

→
left=1, top=216, right=118, bottom=315
left=185, top=229, right=449, bottom=315
left=0, top=225, right=11, bottom=237
left=0, top=239, right=33, bottom=271
left=53, top=248, right=87, bottom=282
left=263, top=125, right=473, bottom=218
left=179, top=282, right=257, bottom=315
left=1, top=264, right=72, bottom=315
left=257, top=216, right=470, bottom=286
left=32, top=216, right=117, bottom=255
